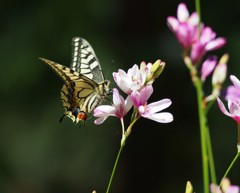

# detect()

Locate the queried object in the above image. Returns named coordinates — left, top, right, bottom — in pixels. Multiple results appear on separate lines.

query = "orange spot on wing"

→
left=78, top=112, right=87, bottom=121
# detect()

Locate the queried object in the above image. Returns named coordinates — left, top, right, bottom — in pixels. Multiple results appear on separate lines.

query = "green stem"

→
left=105, top=141, right=125, bottom=193
left=219, top=124, right=240, bottom=186
left=120, top=118, right=125, bottom=145
left=194, top=78, right=209, bottom=193
left=238, top=124, right=240, bottom=147
left=206, top=98, right=216, bottom=113
left=205, top=124, right=216, bottom=184
left=195, top=0, right=202, bottom=32
left=105, top=117, right=139, bottom=193
left=219, top=152, right=240, bottom=187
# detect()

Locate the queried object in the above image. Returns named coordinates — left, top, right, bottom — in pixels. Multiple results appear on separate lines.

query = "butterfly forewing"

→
left=39, top=57, right=82, bottom=83
left=70, top=37, right=105, bottom=83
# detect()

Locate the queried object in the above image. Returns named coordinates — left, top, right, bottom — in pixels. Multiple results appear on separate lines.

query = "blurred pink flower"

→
left=217, top=97, right=240, bottom=124
left=210, top=178, right=240, bottom=193
left=113, top=64, right=146, bottom=95
left=217, top=76, right=240, bottom=124
left=190, top=27, right=226, bottom=64
left=167, top=3, right=200, bottom=49
left=131, top=85, right=173, bottom=123
left=94, top=88, right=133, bottom=124
left=201, top=56, right=217, bottom=82
left=225, top=75, right=240, bottom=101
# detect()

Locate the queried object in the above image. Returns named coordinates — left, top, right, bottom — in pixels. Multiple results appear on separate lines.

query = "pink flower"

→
left=113, top=64, right=147, bottom=95
left=201, top=56, right=217, bottom=82
left=131, top=84, right=153, bottom=106
left=94, top=88, right=133, bottom=124
left=131, top=85, right=173, bottom=123
left=210, top=178, right=240, bottom=193
left=167, top=3, right=200, bottom=48
left=217, top=97, right=240, bottom=124
left=190, top=27, right=226, bottom=64
left=225, top=75, right=240, bottom=101
left=217, top=75, right=240, bottom=124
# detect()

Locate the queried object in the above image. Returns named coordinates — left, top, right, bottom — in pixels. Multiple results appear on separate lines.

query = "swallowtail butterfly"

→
left=40, top=37, right=111, bottom=125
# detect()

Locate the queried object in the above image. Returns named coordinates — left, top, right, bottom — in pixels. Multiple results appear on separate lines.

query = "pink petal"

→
left=230, top=75, right=240, bottom=89
left=206, top=37, right=226, bottom=51
left=125, top=95, right=133, bottom=113
left=217, top=97, right=232, bottom=117
left=94, top=105, right=115, bottom=117
left=225, top=85, right=240, bottom=101
left=201, top=56, right=217, bottom=81
left=131, top=90, right=141, bottom=107
left=143, top=112, right=173, bottom=123
left=113, top=73, right=131, bottom=94
left=226, top=186, right=240, bottom=193
left=176, top=24, right=191, bottom=47
left=147, top=99, right=172, bottom=114
left=177, top=3, right=189, bottom=22
left=188, top=12, right=199, bottom=25
left=94, top=116, right=108, bottom=125
left=200, top=27, right=216, bottom=44
left=118, top=69, right=129, bottom=79
left=129, top=64, right=139, bottom=77
left=139, top=85, right=153, bottom=105
left=210, top=184, right=222, bottom=193
left=167, top=17, right=179, bottom=31
left=228, top=101, right=240, bottom=116
left=113, top=88, right=124, bottom=107
left=190, top=41, right=205, bottom=63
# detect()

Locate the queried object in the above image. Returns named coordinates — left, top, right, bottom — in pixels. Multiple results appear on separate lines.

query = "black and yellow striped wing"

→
left=70, top=37, right=105, bottom=83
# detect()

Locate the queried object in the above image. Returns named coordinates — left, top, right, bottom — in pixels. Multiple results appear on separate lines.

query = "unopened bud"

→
left=150, top=59, right=165, bottom=79
left=212, top=54, right=228, bottom=86
left=219, top=53, right=229, bottom=65
left=185, top=181, right=193, bottom=193
left=140, top=61, right=147, bottom=69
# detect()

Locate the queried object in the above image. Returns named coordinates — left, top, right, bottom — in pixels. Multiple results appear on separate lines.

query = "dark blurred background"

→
left=1, top=0, right=240, bottom=192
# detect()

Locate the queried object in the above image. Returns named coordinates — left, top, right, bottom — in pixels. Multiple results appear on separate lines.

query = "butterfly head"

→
left=103, top=80, right=111, bottom=94
left=60, top=107, right=87, bottom=125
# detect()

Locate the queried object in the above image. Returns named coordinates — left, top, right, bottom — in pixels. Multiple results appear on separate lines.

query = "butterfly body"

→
left=40, top=37, right=110, bottom=125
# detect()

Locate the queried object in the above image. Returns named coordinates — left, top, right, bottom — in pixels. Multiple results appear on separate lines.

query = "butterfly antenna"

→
left=59, top=114, right=66, bottom=123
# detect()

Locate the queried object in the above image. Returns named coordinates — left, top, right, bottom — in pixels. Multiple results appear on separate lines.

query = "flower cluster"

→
left=167, top=3, right=226, bottom=64
left=94, top=60, right=173, bottom=125
left=167, top=3, right=227, bottom=103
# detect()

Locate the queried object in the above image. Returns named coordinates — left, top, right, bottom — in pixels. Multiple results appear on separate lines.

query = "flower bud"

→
left=201, top=56, right=217, bottom=82
left=212, top=54, right=228, bottom=86
left=151, top=60, right=165, bottom=79
left=185, top=181, right=193, bottom=193
left=144, top=59, right=166, bottom=84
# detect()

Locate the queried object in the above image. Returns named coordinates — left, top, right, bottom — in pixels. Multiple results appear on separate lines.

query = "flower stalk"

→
left=105, top=138, right=125, bottom=193
left=219, top=151, right=240, bottom=188
left=194, top=76, right=210, bottom=193
left=167, top=2, right=227, bottom=192
left=106, top=116, right=140, bottom=193
left=238, top=124, right=240, bottom=148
